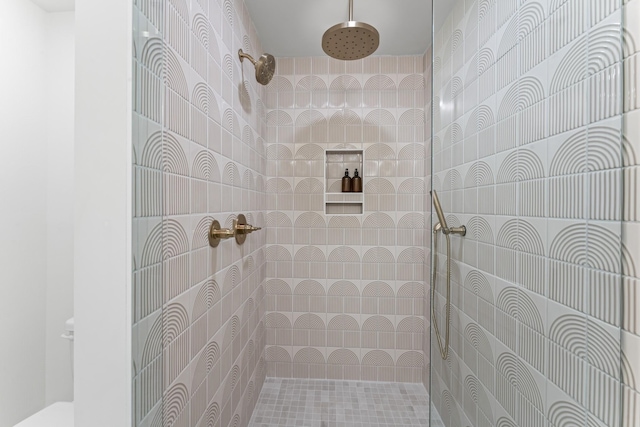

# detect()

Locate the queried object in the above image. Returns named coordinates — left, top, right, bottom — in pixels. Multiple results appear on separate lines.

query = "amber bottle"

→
left=341, top=169, right=352, bottom=192
left=352, top=168, right=362, bottom=192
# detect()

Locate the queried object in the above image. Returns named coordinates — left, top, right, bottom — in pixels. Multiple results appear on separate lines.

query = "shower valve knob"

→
left=209, top=215, right=262, bottom=248
left=234, top=214, right=261, bottom=245
left=234, top=222, right=262, bottom=234
left=209, top=220, right=235, bottom=248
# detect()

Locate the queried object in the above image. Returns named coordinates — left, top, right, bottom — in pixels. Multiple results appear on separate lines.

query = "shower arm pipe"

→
left=238, top=49, right=257, bottom=66
left=349, top=0, right=353, bottom=21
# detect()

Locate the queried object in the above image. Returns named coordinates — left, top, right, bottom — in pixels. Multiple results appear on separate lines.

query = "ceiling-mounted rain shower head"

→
left=238, top=49, right=276, bottom=85
left=322, top=0, right=379, bottom=60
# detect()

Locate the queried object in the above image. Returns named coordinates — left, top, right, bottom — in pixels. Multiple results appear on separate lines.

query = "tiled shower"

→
left=130, top=1, right=640, bottom=427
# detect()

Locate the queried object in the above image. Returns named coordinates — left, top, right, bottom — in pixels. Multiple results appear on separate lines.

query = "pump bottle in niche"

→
left=342, top=169, right=352, bottom=192
left=352, top=168, right=362, bottom=192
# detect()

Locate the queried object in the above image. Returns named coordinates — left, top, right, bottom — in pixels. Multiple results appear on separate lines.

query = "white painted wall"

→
left=0, top=2, right=76, bottom=425
left=74, top=0, right=132, bottom=424
left=0, top=1, right=48, bottom=425
left=44, top=11, right=75, bottom=406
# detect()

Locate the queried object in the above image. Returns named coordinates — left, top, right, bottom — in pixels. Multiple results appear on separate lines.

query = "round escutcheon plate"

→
left=235, top=214, right=247, bottom=245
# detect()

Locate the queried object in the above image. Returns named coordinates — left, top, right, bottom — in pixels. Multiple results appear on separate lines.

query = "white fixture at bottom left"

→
left=13, top=318, right=75, bottom=427
left=13, top=402, right=73, bottom=427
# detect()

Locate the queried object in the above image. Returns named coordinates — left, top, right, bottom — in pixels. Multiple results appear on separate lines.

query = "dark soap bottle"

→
left=352, top=168, right=362, bottom=192
left=341, top=169, right=352, bottom=192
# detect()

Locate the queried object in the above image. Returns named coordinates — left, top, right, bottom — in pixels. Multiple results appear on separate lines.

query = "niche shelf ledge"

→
left=324, top=149, right=364, bottom=215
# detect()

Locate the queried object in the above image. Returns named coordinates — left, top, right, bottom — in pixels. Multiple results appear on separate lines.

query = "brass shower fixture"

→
left=322, top=0, right=380, bottom=60
left=233, top=214, right=262, bottom=245
left=238, top=49, right=276, bottom=85
left=208, top=214, right=262, bottom=248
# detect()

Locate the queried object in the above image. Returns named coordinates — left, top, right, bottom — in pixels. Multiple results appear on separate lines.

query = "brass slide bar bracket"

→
left=209, top=215, right=262, bottom=248
left=443, top=225, right=467, bottom=236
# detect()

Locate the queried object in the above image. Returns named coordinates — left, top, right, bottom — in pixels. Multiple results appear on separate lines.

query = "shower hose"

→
left=431, top=225, right=451, bottom=360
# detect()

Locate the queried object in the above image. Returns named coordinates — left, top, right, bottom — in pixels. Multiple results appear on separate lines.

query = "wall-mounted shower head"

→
left=322, top=0, right=379, bottom=60
left=238, top=49, right=276, bottom=85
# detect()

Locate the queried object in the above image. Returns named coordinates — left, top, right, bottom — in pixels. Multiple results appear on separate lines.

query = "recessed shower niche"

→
left=324, top=149, right=364, bottom=214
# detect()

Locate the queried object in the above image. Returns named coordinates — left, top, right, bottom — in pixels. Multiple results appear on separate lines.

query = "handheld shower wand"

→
left=431, top=190, right=466, bottom=236
left=430, top=190, right=465, bottom=360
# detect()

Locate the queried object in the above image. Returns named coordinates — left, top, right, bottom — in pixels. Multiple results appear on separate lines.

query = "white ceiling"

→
left=29, top=0, right=75, bottom=12
left=245, top=0, right=454, bottom=58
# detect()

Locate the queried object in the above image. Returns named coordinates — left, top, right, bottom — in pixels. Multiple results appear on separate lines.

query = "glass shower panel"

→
left=133, top=0, right=275, bottom=425
left=132, top=1, right=165, bottom=425
left=430, top=1, right=627, bottom=426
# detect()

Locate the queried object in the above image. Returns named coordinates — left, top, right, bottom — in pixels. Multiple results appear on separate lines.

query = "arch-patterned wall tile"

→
left=134, top=218, right=163, bottom=322
left=362, top=212, right=396, bottom=246
left=328, top=74, right=362, bottom=108
left=293, top=280, right=326, bottom=313
left=163, top=132, right=191, bottom=215
left=293, top=245, right=326, bottom=279
left=133, top=310, right=163, bottom=424
left=327, top=246, right=361, bottom=280
left=292, top=347, right=326, bottom=379
left=464, top=374, right=494, bottom=425
left=138, top=37, right=164, bottom=124
left=395, top=316, right=424, bottom=352
left=361, top=315, right=395, bottom=350
left=464, top=322, right=495, bottom=390
left=397, top=213, right=424, bottom=247
left=266, top=279, right=292, bottom=310
left=495, top=219, right=546, bottom=294
left=327, top=281, right=360, bottom=314
left=137, top=131, right=164, bottom=217
left=363, top=109, right=396, bottom=143
left=265, top=346, right=292, bottom=377
left=464, top=270, right=495, bottom=334
left=361, top=349, right=395, bottom=381
left=362, top=247, right=396, bottom=281
left=295, top=76, right=328, bottom=109
left=327, top=348, right=360, bottom=380
left=362, top=281, right=395, bottom=315
left=294, top=109, right=327, bottom=141
left=161, top=218, right=191, bottom=301
left=364, top=142, right=396, bottom=160
left=363, top=75, right=397, bottom=108
left=396, top=281, right=426, bottom=316
left=396, top=351, right=424, bottom=383
left=496, top=352, right=545, bottom=427
left=328, top=109, right=362, bottom=143
left=293, top=212, right=326, bottom=245
left=190, top=83, right=209, bottom=147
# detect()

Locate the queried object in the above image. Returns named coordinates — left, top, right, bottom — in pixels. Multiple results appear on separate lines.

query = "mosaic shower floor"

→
left=248, top=378, right=440, bottom=427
